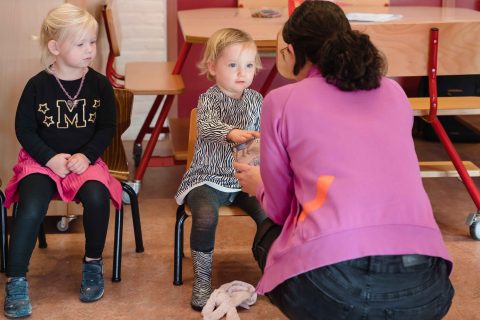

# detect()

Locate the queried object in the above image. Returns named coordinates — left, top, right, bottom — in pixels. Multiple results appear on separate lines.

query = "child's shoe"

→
left=4, top=277, right=32, bottom=318
left=80, top=258, right=104, bottom=302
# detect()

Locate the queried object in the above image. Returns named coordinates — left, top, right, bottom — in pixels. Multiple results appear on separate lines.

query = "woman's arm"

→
left=258, top=93, right=296, bottom=225
left=235, top=92, right=295, bottom=225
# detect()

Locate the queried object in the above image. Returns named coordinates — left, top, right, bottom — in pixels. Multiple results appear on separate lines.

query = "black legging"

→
left=7, top=173, right=110, bottom=277
left=186, top=184, right=266, bottom=252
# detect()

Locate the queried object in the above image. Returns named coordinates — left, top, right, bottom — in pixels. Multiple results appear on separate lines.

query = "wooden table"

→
left=177, top=6, right=480, bottom=120
left=177, top=6, right=480, bottom=77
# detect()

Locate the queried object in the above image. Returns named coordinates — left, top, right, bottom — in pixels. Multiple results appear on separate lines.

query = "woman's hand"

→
left=227, top=129, right=260, bottom=144
left=233, top=162, right=262, bottom=196
left=67, top=153, right=91, bottom=175
left=46, top=153, right=71, bottom=178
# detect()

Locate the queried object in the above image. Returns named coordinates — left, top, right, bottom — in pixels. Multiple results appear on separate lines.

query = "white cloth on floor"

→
left=201, top=280, right=257, bottom=320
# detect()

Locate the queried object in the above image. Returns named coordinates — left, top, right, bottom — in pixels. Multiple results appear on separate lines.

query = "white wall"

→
left=114, top=0, right=168, bottom=140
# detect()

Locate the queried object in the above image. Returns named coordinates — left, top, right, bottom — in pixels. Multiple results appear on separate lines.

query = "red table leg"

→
left=430, top=118, right=480, bottom=208
left=133, top=42, right=192, bottom=182
left=134, top=95, right=175, bottom=181
left=426, top=27, right=480, bottom=209
left=134, top=95, right=165, bottom=147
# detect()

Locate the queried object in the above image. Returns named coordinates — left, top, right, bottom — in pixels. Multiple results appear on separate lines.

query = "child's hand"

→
left=46, top=153, right=71, bottom=178
left=227, top=129, right=260, bottom=144
left=67, top=153, right=91, bottom=175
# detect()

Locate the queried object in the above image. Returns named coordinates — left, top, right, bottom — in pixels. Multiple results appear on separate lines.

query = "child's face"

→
left=208, top=43, right=257, bottom=99
left=50, top=27, right=97, bottom=71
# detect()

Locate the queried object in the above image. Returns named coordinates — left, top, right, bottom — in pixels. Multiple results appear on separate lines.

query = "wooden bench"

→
left=410, top=97, right=480, bottom=117
left=410, top=97, right=480, bottom=178
left=420, top=161, right=480, bottom=178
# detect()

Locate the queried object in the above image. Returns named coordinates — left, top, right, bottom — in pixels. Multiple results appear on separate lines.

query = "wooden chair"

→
left=173, top=108, right=248, bottom=285
left=167, top=117, right=190, bottom=164
left=1, top=89, right=144, bottom=282
left=102, top=0, right=186, bottom=181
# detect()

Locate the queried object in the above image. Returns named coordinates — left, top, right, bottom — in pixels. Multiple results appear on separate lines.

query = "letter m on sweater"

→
left=56, top=99, right=87, bottom=128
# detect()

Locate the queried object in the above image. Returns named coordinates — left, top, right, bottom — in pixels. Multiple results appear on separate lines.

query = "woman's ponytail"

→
left=318, top=30, right=386, bottom=91
left=283, top=1, right=386, bottom=91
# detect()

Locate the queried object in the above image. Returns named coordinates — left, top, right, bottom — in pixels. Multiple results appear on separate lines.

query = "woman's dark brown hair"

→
left=283, top=1, right=386, bottom=91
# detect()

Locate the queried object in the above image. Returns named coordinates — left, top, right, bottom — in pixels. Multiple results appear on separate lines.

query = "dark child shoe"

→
left=4, top=277, right=32, bottom=318
left=80, top=258, right=104, bottom=302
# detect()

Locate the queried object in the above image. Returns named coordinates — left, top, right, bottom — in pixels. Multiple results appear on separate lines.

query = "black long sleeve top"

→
left=15, top=68, right=116, bottom=166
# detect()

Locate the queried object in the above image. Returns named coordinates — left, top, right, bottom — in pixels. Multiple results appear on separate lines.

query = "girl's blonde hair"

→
left=40, top=3, right=98, bottom=68
left=198, top=28, right=262, bottom=81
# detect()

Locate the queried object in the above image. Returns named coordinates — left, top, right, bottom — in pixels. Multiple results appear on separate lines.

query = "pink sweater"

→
left=255, top=68, right=452, bottom=294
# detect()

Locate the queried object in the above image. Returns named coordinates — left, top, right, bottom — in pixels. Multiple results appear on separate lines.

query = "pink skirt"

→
left=4, top=149, right=122, bottom=209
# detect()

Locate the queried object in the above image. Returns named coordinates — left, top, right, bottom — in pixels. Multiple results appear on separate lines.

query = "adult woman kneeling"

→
left=234, top=1, right=454, bottom=319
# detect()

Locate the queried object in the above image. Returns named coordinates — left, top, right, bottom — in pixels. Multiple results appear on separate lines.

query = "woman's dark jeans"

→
left=253, top=218, right=454, bottom=320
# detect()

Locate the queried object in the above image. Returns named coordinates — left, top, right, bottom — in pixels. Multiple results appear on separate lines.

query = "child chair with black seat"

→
left=173, top=108, right=249, bottom=286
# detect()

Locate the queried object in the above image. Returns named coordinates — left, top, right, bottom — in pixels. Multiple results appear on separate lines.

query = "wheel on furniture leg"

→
left=133, top=143, right=142, bottom=167
left=121, top=181, right=141, bottom=205
left=57, top=217, right=69, bottom=232
left=466, top=212, right=480, bottom=240
left=470, top=222, right=480, bottom=240
left=56, top=215, right=77, bottom=232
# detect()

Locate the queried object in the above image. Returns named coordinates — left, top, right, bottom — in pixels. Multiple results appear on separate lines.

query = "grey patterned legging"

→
left=185, top=185, right=266, bottom=252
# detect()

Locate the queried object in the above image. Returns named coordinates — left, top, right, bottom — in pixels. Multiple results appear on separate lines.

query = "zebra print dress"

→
left=175, top=85, right=262, bottom=205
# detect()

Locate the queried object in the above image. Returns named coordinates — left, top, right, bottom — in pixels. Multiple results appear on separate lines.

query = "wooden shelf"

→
left=410, top=97, right=480, bottom=116
left=420, top=161, right=480, bottom=178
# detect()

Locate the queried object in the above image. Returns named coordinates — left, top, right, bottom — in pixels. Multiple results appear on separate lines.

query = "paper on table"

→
left=251, top=8, right=282, bottom=18
left=346, top=13, right=403, bottom=22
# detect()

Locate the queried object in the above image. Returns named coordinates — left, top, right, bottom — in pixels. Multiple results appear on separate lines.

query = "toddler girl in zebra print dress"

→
left=175, top=28, right=267, bottom=311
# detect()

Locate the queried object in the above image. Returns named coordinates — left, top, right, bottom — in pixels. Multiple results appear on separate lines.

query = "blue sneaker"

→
left=4, top=277, right=32, bottom=318
left=79, top=258, right=104, bottom=302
